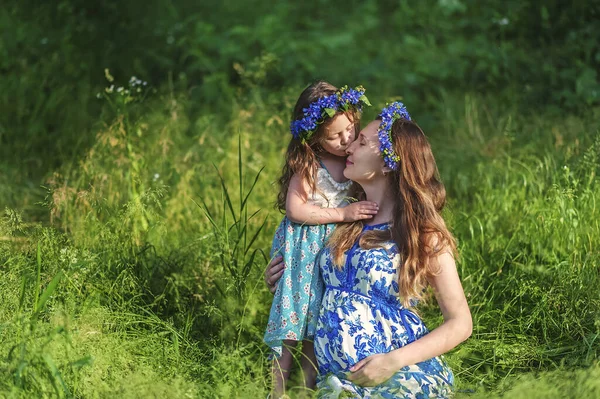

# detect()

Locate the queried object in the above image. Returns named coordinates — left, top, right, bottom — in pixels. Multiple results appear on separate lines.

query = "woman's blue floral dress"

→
left=264, top=166, right=353, bottom=358
left=314, top=223, right=454, bottom=398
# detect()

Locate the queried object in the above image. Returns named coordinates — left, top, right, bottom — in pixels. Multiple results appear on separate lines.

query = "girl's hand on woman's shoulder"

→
left=342, top=201, right=379, bottom=222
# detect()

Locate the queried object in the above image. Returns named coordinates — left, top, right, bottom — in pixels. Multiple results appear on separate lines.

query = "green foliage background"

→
left=1, top=0, right=599, bottom=397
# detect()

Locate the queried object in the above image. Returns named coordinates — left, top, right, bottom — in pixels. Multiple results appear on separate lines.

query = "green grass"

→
left=1, top=82, right=598, bottom=398
left=2, top=1, right=599, bottom=397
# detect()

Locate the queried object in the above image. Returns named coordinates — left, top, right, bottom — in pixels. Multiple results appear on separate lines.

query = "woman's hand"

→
left=348, top=352, right=398, bottom=387
left=264, top=255, right=285, bottom=294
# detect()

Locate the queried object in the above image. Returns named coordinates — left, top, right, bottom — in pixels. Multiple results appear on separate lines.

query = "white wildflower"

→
left=129, top=76, right=143, bottom=86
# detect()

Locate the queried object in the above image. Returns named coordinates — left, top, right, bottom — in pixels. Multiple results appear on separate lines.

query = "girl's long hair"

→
left=276, top=81, right=359, bottom=211
left=328, top=119, right=456, bottom=307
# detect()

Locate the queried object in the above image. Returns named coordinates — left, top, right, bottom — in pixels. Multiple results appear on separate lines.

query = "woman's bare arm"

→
left=349, top=246, right=472, bottom=386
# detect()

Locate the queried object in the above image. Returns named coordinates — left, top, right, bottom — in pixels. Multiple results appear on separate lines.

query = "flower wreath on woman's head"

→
left=290, top=85, right=371, bottom=144
left=377, top=101, right=411, bottom=171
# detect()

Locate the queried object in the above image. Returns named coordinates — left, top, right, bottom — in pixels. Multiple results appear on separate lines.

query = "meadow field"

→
left=1, top=1, right=599, bottom=397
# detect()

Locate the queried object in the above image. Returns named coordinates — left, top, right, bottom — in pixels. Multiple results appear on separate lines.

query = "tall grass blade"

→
left=18, top=274, right=27, bottom=313
left=244, top=217, right=267, bottom=256
left=230, top=223, right=247, bottom=258
left=241, top=248, right=267, bottom=281
left=240, top=166, right=264, bottom=211
left=238, top=134, right=243, bottom=215
left=213, top=163, right=237, bottom=225
left=191, top=197, right=219, bottom=231
left=35, top=271, right=63, bottom=313
left=213, top=280, right=226, bottom=298
left=43, top=353, right=70, bottom=397
left=33, top=242, right=42, bottom=312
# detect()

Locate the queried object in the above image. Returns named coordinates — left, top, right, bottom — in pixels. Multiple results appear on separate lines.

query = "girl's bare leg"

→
left=300, top=340, right=318, bottom=390
left=272, top=340, right=297, bottom=398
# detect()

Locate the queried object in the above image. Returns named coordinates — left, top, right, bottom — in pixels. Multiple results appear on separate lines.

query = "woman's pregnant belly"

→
left=314, top=287, right=428, bottom=376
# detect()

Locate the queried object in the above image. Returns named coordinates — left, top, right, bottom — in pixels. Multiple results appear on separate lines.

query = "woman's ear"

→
left=382, top=166, right=393, bottom=176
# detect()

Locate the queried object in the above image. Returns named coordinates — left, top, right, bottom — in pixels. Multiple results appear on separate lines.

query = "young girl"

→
left=264, top=81, right=378, bottom=397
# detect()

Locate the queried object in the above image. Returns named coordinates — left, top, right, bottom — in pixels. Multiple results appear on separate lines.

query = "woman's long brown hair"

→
left=276, top=81, right=359, bottom=211
left=328, top=119, right=456, bottom=307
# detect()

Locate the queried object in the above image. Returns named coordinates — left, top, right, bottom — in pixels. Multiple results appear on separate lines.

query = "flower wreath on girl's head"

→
left=377, top=101, right=411, bottom=171
left=290, top=85, right=371, bottom=144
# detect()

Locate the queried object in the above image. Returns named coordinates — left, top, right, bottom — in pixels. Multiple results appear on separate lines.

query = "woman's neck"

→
left=362, top=180, right=395, bottom=225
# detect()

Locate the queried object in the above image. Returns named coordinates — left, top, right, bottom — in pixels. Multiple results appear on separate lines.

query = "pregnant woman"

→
left=265, top=102, right=472, bottom=398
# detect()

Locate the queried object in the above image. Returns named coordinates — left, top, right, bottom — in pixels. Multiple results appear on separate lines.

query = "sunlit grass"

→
left=1, top=85, right=599, bottom=397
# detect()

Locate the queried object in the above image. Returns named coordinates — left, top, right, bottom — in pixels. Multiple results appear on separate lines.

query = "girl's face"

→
left=320, top=113, right=356, bottom=157
left=343, top=120, right=386, bottom=182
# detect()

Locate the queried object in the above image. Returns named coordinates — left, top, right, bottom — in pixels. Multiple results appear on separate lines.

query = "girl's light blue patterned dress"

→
left=264, top=166, right=353, bottom=358
left=314, top=223, right=454, bottom=398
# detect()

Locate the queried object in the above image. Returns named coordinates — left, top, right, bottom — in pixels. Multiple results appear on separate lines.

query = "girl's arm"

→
left=349, top=244, right=472, bottom=386
left=286, top=173, right=378, bottom=225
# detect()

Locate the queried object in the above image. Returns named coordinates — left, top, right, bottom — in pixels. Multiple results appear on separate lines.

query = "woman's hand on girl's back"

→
left=264, top=255, right=285, bottom=294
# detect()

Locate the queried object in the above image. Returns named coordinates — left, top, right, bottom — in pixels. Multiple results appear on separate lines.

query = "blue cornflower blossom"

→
left=377, top=101, right=411, bottom=170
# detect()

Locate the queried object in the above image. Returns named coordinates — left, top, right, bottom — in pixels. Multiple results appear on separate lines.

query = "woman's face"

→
left=320, top=113, right=356, bottom=157
left=343, top=120, right=386, bottom=182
